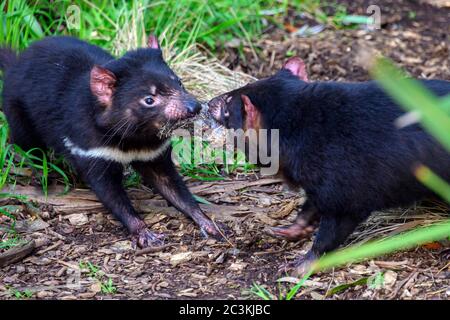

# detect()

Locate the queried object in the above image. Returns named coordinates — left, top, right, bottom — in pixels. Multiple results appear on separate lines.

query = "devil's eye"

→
left=141, top=96, right=155, bottom=107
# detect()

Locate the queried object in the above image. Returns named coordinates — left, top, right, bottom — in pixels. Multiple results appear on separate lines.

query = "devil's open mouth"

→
left=201, top=104, right=222, bottom=129
left=156, top=119, right=187, bottom=138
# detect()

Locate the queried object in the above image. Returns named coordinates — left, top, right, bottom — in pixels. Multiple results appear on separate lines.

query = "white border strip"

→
left=63, top=137, right=171, bottom=164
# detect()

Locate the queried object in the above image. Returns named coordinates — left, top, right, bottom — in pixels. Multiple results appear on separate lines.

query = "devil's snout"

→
left=185, top=99, right=202, bottom=114
left=207, top=96, right=225, bottom=122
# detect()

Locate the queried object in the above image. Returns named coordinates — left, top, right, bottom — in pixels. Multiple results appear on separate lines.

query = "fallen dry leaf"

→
left=422, top=242, right=443, bottom=250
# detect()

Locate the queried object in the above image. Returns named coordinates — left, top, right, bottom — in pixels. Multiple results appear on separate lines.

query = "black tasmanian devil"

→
left=0, top=35, right=227, bottom=247
left=207, top=56, right=450, bottom=274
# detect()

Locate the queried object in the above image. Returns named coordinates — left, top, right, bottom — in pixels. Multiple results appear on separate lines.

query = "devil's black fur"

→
left=208, top=65, right=450, bottom=271
left=1, top=36, right=225, bottom=247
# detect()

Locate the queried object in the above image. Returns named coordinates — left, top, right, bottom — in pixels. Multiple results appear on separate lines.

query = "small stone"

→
left=90, top=282, right=102, bottom=293
left=261, top=196, right=272, bottom=206
left=111, top=240, right=132, bottom=253
left=310, top=291, right=324, bottom=300
left=134, top=256, right=147, bottom=264
left=225, top=38, right=241, bottom=48
left=36, top=291, right=54, bottom=298
left=94, top=213, right=105, bottom=224
left=40, top=211, right=50, bottom=219
left=170, top=252, right=192, bottom=266
left=228, top=261, right=248, bottom=271
left=383, top=270, right=397, bottom=289
left=227, top=248, right=240, bottom=256
left=16, top=265, right=26, bottom=273
left=67, top=213, right=89, bottom=226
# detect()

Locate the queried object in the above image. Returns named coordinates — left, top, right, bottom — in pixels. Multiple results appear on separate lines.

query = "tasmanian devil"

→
left=207, top=56, right=450, bottom=274
left=0, top=35, right=227, bottom=247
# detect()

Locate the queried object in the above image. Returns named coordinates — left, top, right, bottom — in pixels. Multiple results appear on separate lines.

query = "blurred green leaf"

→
left=193, top=195, right=211, bottom=205
left=340, top=15, right=371, bottom=25
left=415, top=165, right=450, bottom=202
left=371, top=58, right=450, bottom=152
left=326, top=277, right=369, bottom=297
left=313, top=221, right=450, bottom=273
left=23, top=14, right=44, bottom=37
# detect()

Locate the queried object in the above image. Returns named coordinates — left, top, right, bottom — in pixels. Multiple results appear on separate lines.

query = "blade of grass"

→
left=414, top=165, right=450, bottom=202
left=370, top=58, right=450, bottom=152
left=313, top=221, right=450, bottom=273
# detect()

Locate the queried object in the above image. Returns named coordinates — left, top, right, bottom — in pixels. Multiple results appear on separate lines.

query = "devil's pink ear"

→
left=283, top=57, right=308, bottom=81
left=241, top=95, right=260, bottom=130
left=90, top=65, right=116, bottom=107
left=148, top=34, right=160, bottom=50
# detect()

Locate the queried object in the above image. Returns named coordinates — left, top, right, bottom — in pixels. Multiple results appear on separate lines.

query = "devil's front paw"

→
left=266, top=223, right=315, bottom=241
left=132, top=228, right=165, bottom=249
left=291, top=251, right=319, bottom=277
left=277, top=251, right=318, bottom=277
left=199, top=220, right=232, bottom=242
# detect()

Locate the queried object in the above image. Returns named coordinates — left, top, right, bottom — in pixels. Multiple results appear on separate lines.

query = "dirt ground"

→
left=1, top=0, right=449, bottom=300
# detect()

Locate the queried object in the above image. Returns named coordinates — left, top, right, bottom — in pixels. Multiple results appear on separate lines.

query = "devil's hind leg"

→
left=3, top=98, right=44, bottom=151
left=292, top=211, right=370, bottom=276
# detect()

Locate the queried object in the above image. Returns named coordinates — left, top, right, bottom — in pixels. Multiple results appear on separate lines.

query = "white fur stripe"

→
left=63, top=137, right=171, bottom=164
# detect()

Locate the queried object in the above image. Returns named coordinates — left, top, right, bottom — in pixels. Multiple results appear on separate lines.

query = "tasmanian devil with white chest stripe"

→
left=207, top=56, right=450, bottom=275
left=0, top=35, right=227, bottom=247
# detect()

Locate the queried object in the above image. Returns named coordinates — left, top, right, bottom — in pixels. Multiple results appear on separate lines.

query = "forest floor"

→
left=0, top=0, right=449, bottom=300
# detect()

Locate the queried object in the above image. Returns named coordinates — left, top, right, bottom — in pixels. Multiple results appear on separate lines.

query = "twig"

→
left=0, top=240, right=36, bottom=267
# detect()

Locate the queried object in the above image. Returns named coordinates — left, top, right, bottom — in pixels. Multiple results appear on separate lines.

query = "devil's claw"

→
left=199, top=220, right=232, bottom=241
left=292, top=252, right=319, bottom=277
left=132, top=228, right=165, bottom=249
left=277, top=251, right=318, bottom=278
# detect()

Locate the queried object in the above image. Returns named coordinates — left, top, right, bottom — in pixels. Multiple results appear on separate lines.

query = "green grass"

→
left=79, top=260, right=101, bottom=278
left=1, top=0, right=287, bottom=52
left=0, top=1, right=362, bottom=60
left=79, top=260, right=117, bottom=295
left=101, top=278, right=117, bottom=295
left=0, top=111, right=70, bottom=249
left=291, top=0, right=371, bottom=30
left=172, top=135, right=256, bottom=181
left=10, top=288, right=33, bottom=299
left=250, top=271, right=385, bottom=299
left=250, top=270, right=313, bottom=300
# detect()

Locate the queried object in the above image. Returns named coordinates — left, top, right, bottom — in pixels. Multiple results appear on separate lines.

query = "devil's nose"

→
left=186, top=100, right=202, bottom=114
